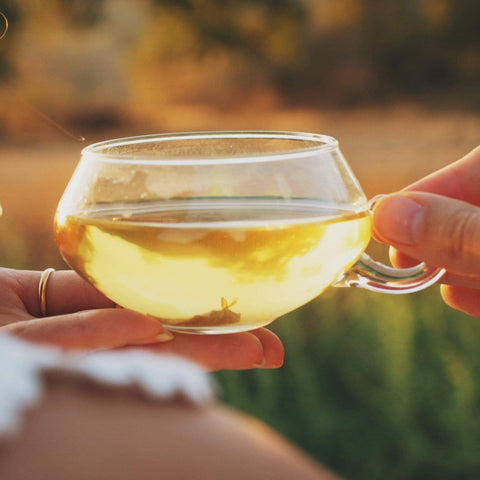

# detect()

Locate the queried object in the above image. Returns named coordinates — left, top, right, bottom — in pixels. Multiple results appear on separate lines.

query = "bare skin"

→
left=0, top=377, right=339, bottom=480
left=0, top=268, right=284, bottom=371
left=372, top=145, right=480, bottom=318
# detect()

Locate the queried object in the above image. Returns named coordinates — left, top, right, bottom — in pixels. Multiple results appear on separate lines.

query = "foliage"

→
left=216, top=289, right=480, bottom=480
left=57, top=0, right=105, bottom=28
left=0, top=0, right=19, bottom=80
left=1, top=0, right=479, bottom=110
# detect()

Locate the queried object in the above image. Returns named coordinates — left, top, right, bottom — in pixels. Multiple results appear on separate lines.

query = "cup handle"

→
left=333, top=252, right=445, bottom=294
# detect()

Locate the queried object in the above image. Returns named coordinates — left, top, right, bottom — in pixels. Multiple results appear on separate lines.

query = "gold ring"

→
left=38, top=268, right=55, bottom=317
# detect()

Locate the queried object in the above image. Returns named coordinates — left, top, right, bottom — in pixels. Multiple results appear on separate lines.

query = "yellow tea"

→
left=55, top=199, right=371, bottom=333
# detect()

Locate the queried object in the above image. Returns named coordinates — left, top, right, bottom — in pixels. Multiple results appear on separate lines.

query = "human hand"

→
left=371, top=146, right=480, bottom=318
left=0, top=268, right=284, bottom=371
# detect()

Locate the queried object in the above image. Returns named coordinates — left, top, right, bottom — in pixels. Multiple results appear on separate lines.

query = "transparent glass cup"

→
left=54, top=132, right=444, bottom=334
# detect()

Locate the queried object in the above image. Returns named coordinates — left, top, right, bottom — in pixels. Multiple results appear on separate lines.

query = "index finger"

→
left=405, top=146, right=480, bottom=205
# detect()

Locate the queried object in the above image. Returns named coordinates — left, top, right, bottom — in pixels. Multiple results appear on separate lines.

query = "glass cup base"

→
left=162, top=321, right=272, bottom=335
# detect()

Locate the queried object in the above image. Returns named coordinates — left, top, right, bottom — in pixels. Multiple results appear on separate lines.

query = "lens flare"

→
left=0, top=12, right=8, bottom=40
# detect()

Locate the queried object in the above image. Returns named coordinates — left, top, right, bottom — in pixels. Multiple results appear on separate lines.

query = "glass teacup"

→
left=54, top=132, right=444, bottom=334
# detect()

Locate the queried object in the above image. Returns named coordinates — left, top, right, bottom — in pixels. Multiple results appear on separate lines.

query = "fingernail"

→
left=132, top=330, right=175, bottom=345
left=372, top=194, right=424, bottom=246
left=253, top=358, right=266, bottom=368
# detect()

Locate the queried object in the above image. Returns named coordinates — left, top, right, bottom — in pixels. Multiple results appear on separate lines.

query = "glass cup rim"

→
left=81, top=131, right=339, bottom=166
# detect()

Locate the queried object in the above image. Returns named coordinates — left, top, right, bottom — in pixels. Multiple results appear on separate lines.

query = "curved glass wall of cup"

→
left=57, top=131, right=368, bottom=218
left=54, top=132, right=442, bottom=334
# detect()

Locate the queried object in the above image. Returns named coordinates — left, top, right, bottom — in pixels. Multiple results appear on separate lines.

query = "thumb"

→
left=372, top=192, right=480, bottom=277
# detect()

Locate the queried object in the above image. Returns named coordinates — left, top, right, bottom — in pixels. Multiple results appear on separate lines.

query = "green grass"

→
left=215, top=288, right=480, bottom=480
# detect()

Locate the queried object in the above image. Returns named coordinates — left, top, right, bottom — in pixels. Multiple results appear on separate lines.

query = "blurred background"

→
left=0, top=1, right=479, bottom=478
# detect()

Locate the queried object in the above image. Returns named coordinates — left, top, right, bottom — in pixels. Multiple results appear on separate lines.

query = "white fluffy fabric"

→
left=0, top=334, right=215, bottom=439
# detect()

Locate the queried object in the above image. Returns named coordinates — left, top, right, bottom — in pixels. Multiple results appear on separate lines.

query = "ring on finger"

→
left=38, top=268, right=55, bottom=317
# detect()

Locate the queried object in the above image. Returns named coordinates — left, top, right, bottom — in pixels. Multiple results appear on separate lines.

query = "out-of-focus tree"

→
left=126, top=0, right=307, bottom=123
left=441, top=0, right=480, bottom=95
left=57, top=0, right=106, bottom=28
left=152, top=0, right=307, bottom=68
left=0, top=0, right=20, bottom=81
left=359, top=0, right=446, bottom=93
left=0, top=0, right=479, bottom=136
left=288, top=0, right=479, bottom=106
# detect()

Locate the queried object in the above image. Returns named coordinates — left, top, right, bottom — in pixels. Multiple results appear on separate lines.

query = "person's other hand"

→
left=372, top=146, right=480, bottom=318
left=0, top=268, right=284, bottom=371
